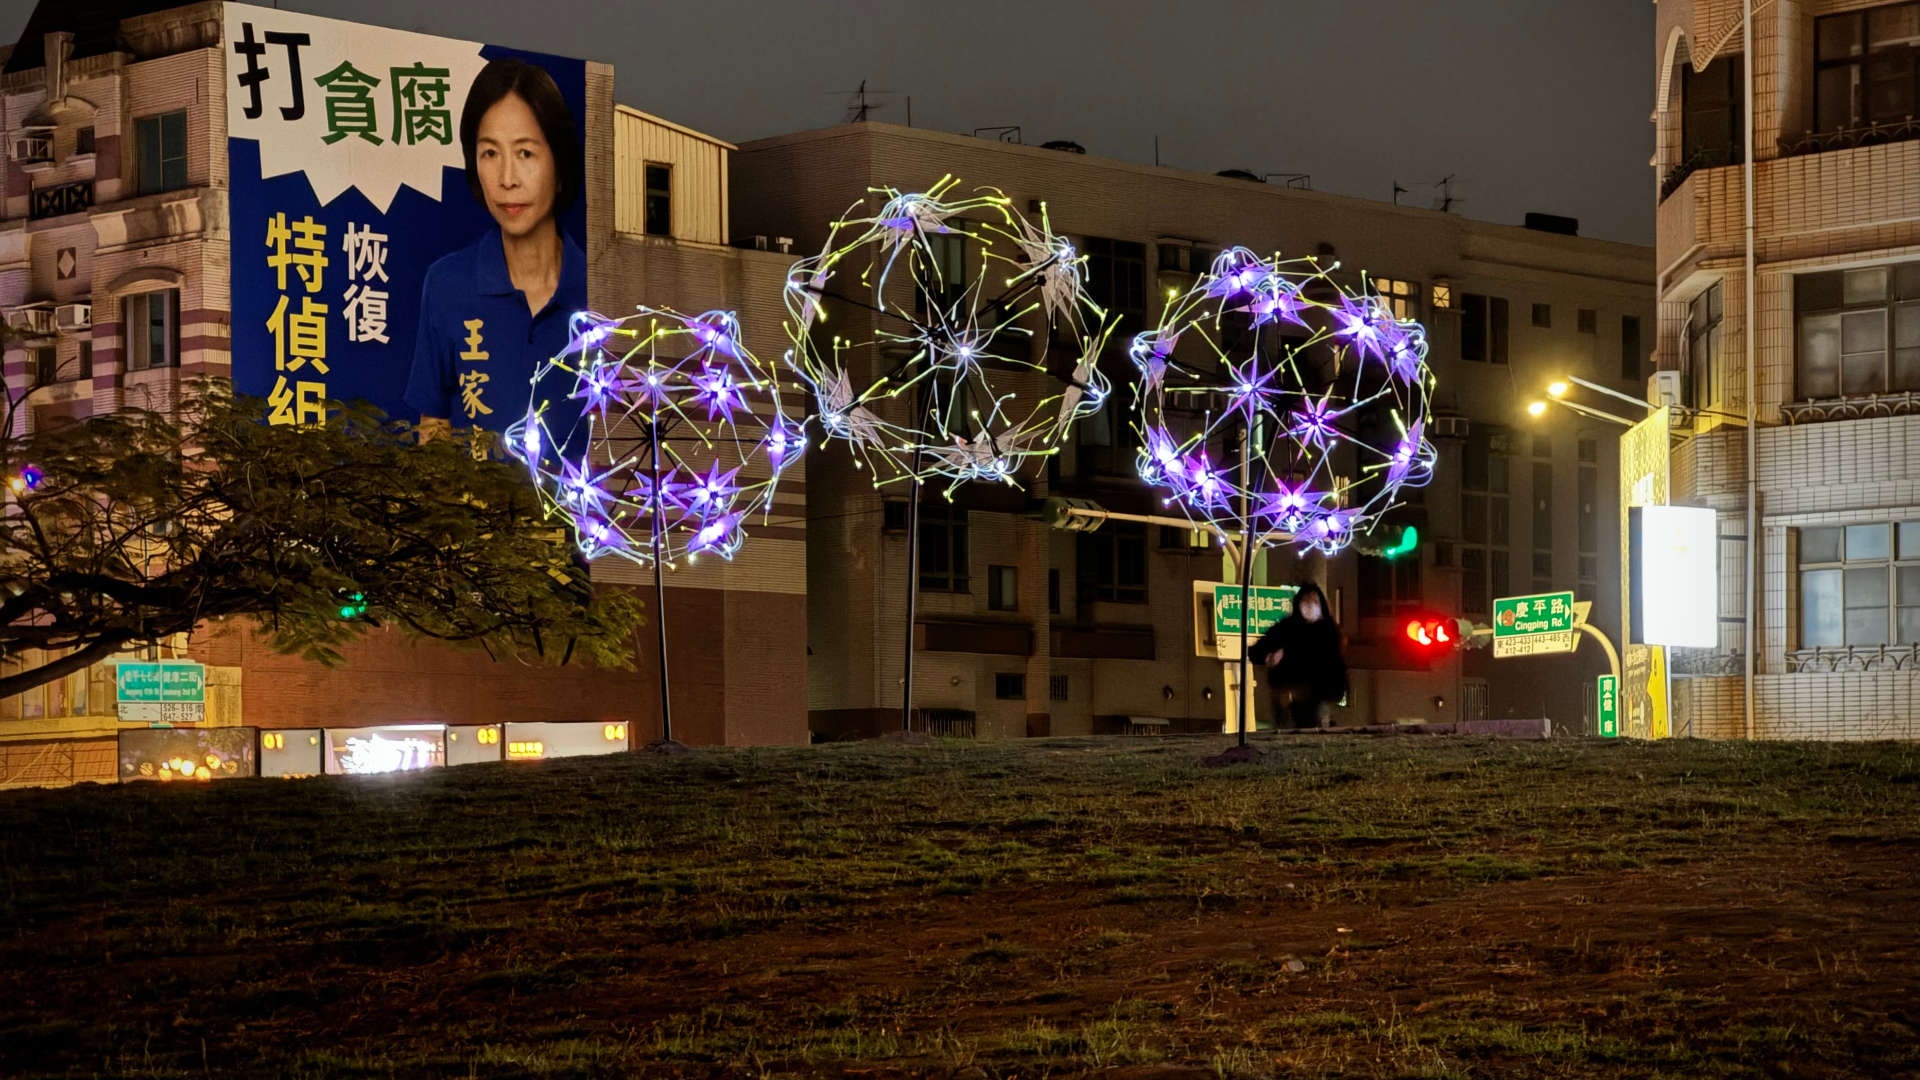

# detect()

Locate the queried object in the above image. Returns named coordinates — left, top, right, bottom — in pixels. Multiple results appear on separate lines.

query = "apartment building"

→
left=732, top=123, right=1655, bottom=739
left=1652, top=0, right=1919, bottom=738
left=0, top=1, right=806, bottom=786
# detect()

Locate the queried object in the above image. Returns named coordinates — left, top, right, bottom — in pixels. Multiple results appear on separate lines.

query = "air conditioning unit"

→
left=774, top=236, right=794, bottom=254
left=4, top=305, right=55, bottom=337
left=55, top=302, right=91, bottom=331
left=751, top=235, right=769, bottom=251
left=9, top=134, right=52, bottom=166
left=1648, top=370, right=1683, bottom=411
left=1432, top=415, right=1469, bottom=439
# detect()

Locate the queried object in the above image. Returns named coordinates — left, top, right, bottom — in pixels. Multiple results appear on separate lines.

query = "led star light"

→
left=1130, top=248, right=1438, bottom=555
left=508, top=308, right=800, bottom=566
left=782, top=176, right=1117, bottom=493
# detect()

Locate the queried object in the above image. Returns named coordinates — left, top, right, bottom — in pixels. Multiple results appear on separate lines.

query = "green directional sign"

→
left=1213, top=584, right=1298, bottom=637
left=1493, top=590, right=1577, bottom=637
left=1597, top=674, right=1618, bottom=738
left=116, top=661, right=205, bottom=704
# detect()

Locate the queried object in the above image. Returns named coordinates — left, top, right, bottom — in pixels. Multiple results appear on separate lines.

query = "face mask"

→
left=1301, top=600, right=1322, bottom=621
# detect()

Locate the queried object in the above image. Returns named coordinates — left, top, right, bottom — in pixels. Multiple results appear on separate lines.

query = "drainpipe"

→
left=1743, top=0, right=1758, bottom=740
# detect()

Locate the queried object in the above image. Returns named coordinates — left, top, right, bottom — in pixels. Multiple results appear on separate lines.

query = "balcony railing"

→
left=1785, top=644, right=1920, bottom=673
left=1779, top=117, right=1920, bottom=159
left=1658, top=146, right=1738, bottom=202
left=1781, top=391, right=1920, bottom=425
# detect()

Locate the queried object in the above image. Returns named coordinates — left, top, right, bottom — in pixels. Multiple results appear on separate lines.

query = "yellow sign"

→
left=1619, top=407, right=1671, bottom=738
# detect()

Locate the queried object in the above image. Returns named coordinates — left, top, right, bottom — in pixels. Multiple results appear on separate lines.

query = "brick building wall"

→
left=1651, top=0, right=1920, bottom=739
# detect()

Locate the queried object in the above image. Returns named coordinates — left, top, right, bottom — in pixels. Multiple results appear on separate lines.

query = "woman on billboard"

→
left=406, top=58, right=586, bottom=444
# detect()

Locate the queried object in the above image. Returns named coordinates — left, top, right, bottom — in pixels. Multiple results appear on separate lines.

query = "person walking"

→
left=1248, top=582, right=1347, bottom=730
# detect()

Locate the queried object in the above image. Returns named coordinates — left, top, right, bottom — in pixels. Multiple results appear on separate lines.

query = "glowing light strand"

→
left=1130, top=248, right=1437, bottom=555
left=507, top=308, right=800, bottom=566
left=781, top=176, right=1117, bottom=493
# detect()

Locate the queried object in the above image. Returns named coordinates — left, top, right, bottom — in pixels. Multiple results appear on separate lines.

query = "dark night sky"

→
left=5, top=0, right=1657, bottom=245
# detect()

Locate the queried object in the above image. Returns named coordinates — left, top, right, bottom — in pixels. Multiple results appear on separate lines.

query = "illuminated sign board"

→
left=501, top=721, right=629, bottom=760
left=324, top=724, right=446, bottom=775
left=1632, top=505, right=1718, bottom=648
left=119, top=728, right=256, bottom=782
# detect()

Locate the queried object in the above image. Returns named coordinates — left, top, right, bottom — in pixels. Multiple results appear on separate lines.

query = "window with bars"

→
left=917, top=503, right=970, bottom=593
left=1795, top=263, right=1920, bottom=400
left=1813, top=3, right=1919, bottom=134
left=1688, top=283, right=1724, bottom=411
left=1049, top=674, right=1069, bottom=701
left=1797, top=522, right=1920, bottom=646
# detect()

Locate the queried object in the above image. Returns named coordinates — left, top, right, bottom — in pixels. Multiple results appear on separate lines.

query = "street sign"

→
left=1596, top=674, right=1618, bottom=737
left=116, top=661, right=205, bottom=703
left=1491, top=590, right=1577, bottom=658
left=117, top=661, right=206, bottom=726
left=1213, top=583, right=1297, bottom=637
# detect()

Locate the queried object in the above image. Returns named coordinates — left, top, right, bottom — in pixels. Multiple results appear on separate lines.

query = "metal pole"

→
left=1237, top=421, right=1252, bottom=746
left=650, top=420, right=672, bottom=744
left=902, top=469, right=923, bottom=732
left=1742, top=0, right=1759, bottom=741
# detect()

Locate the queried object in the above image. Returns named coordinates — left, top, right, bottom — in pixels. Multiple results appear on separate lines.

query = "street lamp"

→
left=1526, top=400, right=1548, bottom=417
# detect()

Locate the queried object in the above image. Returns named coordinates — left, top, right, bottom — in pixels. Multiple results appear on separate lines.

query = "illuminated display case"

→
left=260, top=729, right=325, bottom=778
left=446, top=724, right=504, bottom=767
left=118, top=728, right=257, bottom=782
left=500, top=721, right=629, bottom=761
left=323, top=725, right=446, bottom=775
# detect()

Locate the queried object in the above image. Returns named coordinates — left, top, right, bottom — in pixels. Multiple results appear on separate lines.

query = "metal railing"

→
left=1784, top=644, right=1920, bottom=673
left=1778, top=118, right=1920, bottom=158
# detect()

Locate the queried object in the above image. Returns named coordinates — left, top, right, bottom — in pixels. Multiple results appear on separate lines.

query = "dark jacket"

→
left=1248, top=582, right=1348, bottom=701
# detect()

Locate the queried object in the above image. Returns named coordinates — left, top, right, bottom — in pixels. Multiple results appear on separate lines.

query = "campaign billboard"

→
left=224, top=4, right=587, bottom=435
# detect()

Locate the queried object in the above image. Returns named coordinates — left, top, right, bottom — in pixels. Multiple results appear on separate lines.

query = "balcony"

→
left=1659, top=147, right=1737, bottom=202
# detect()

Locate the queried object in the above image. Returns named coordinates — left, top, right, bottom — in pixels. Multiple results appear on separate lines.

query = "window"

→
left=1688, top=283, right=1724, bottom=410
left=1797, top=521, right=1920, bottom=646
left=75, top=125, right=95, bottom=156
left=1532, top=302, right=1552, bottom=329
left=1082, top=237, right=1146, bottom=326
left=1359, top=554, right=1422, bottom=618
left=1621, top=315, right=1645, bottom=381
left=1048, top=569, right=1060, bottom=614
left=643, top=164, right=671, bottom=237
left=1532, top=434, right=1553, bottom=458
left=1459, top=429, right=1510, bottom=616
left=1681, top=58, right=1744, bottom=167
left=125, top=289, right=180, bottom=371
left=1813, top=4, right=1920, bottom=134
left=1577, top=436, right=1598, bottom=464
left=1578, top=308, right=1597, bottom=335
left=1578, top=459, right=1598, bottom=556
left=33, top=346, right=56, bottom=385
left=1533, top=461, right=1554, bottom=554
left=1374, top=277, right=1420, bottom=321
left=135, top=110, right=188, bottom=195
left=1460, top=293, right=1509, bottom=364
left=918, top=503, right=969, bottom=592
left=919, top=230, right=967, bottom=309
left=1049, top=674, right=1068, bottom=701
left=1077, top=521, right=1147, bottom=603
left=995, top=673, right=1026, bottom=700
left=78, top=340, right=92, bottom=380
left=988, top=565, right=1018, bottom=611
left=1795, top=263, right=1920, bottom=399
left=882, top=500, right=909, bottom=533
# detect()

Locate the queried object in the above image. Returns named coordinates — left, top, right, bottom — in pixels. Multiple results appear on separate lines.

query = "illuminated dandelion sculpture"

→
left=1133, top=247, right=1437, bottom=743
left=507, top=307, right=800, bottom=743
left=782, top=176, right=1117, bottom=728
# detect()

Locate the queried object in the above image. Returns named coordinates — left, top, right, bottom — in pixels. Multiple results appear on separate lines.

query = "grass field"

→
left=2, top=733, right=1916, bottom=1079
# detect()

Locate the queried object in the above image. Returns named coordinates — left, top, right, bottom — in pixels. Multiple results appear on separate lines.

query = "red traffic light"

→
left=1403, top=616, right=1458, bottom=650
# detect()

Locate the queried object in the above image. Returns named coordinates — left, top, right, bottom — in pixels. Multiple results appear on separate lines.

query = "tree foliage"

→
left=0, top=381, right=643, bottom=699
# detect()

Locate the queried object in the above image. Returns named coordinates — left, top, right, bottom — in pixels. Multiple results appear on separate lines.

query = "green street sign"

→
left=1493, top=591, right=1577, bottom=637
left=1213, top=584, right=1298, bottom=637
left=1597, top=674, right=1618, bottom=738
left=116, top=661, right=205, bottom=704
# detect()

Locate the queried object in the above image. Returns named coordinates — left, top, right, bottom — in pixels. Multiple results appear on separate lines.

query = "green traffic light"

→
left=1381, top=525, right=1418, bottom=560
left=339, top=592, right=366, bottom=618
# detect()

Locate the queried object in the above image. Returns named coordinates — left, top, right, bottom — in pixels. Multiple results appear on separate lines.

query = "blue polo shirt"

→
left=405, top=226, right=588, bottom=446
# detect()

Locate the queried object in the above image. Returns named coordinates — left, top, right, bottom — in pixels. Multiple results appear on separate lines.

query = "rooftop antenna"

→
left=828, top=79, right=893, bottom=123
left=1433, top=174, right=1458, bottom=214
left=1392, top=181, right=1408, bottom=206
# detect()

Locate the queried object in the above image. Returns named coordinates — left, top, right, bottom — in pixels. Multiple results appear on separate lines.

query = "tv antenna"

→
left=829, top=79, right=894, bottom=123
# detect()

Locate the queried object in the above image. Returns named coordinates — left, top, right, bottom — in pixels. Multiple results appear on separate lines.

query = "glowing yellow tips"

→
left=1547, top=380, right=1569, bottom=398
left=1527, top=401, right=1548, bottom=417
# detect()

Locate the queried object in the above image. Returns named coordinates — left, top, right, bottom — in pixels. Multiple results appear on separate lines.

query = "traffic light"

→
left=338, top=592, right=368, bottom=619
left=1401, top=613, right=1474, bottom=654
